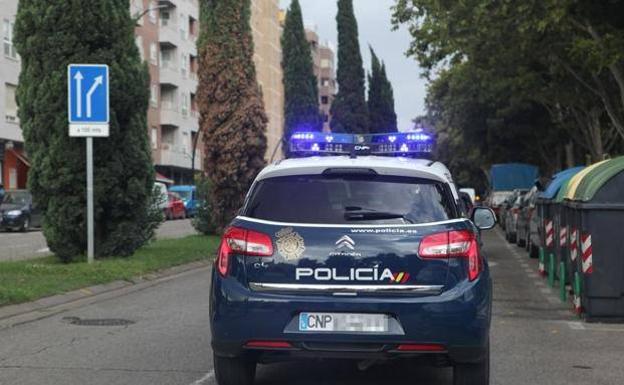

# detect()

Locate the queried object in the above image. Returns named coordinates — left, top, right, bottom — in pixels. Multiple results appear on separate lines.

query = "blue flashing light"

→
left=288, top=131, right=434, bottom=158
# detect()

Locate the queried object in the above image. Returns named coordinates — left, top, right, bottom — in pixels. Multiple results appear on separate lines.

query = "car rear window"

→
left=244, top=174, right=457, bottom=224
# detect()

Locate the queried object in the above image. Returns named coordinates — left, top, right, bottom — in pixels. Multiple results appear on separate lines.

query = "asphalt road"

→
left=0, top=219, right=198, bottom=262
left=1, top=229, right=624, bottom=385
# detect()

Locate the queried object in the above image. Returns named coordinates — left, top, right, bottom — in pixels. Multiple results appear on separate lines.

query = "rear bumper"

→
left=0, top=215, right=25, bottom=230
left=210, top=268, right=492, bottom=364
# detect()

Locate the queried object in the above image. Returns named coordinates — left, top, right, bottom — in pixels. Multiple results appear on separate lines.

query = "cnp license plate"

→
left=298, top=312, right=389, bottom=333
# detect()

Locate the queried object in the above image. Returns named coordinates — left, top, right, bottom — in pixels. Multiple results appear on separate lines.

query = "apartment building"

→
left=1, top=0, right=283, bottom=189
left=251, top=0, right=284, bottom=161
left=133, top=0, right=201, bottom=185
left=305, top=27, right=336, bottom=132
left=0, top=0, right=28, bottom=189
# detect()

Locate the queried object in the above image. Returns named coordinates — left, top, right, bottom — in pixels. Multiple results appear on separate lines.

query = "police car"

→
left=210, top=132, right=496, bottom=385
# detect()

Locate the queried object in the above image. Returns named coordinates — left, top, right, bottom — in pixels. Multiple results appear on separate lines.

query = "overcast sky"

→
left=278, top=0, right=428, bottom=131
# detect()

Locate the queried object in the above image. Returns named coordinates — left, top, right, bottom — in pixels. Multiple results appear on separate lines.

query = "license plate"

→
left=298, top=312, right=389, bottom=333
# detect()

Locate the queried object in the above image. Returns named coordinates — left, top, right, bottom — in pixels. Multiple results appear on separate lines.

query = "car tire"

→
left=453, top=341, right=490, bottom=385
left=529, top=243, right=539, bottom=259
left=214, top=355, right=256, bottom=385
left=20, top=217, right=30, bottom=232
left=517, top=235, right=525, bottom=248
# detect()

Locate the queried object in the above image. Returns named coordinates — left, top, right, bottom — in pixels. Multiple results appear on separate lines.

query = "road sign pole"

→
left=86, top=137, right=94, bottom=263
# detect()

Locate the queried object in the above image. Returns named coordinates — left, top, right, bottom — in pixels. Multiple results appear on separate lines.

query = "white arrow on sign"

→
left=74, top=71, right=84, bottom=118
left=86, top=75, right=103, bottom=118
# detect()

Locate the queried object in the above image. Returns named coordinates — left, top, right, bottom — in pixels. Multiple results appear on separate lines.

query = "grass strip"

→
left=0, top=235, right=219, bottom=307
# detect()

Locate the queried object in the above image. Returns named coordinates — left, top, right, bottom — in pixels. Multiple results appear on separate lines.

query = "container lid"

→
left=565, top=160, right=610, bottom=200
left=555, top=178, right=572, bottom=203
left=538, top=166, right=584, bottom=199
left=573, top=156, right=624, bottom=202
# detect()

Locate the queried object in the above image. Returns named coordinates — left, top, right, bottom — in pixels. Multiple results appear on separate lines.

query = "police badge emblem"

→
left=275, top=227, right=305, bottom=261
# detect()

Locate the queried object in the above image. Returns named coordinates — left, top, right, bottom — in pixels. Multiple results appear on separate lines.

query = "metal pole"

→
left=86, top=137, right=94, bottom=263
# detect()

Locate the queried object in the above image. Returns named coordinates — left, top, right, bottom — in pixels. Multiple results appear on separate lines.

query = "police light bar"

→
left=288, top=132, right=434, bottom=157
left=367, top=133, right=434, bottom=155
left=289, top=132, right=353, bottom=155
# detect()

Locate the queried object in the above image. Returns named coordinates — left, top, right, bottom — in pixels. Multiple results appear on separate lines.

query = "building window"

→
left=181, top=92, right=189, bottom=116
left=179, top=13, right=187, bottom=40
left=5, top=83, right=18, bottom=123
left=150, top=84, right=158, bottom=107
left=191, top=93, right=197, bottom=116
left=149, top=43, right=158, bottom=66
left=321, top=96, right=329, bottom=105
left=181, top=53, right=188, bottom=77
left=189, top=16, right=197, bottom=38
left=135, top=35, right=144, bottom=61
left=148, top=1, right=157, bottom=24
left=151, top=127, right=158, bottom=149
left=320, top=59, right=331, bottom=69
left=3, top=19, right=17, bottom=59
left=160, top=9, right=171, bottom=27
left=323, top=114, right=329, bottom=122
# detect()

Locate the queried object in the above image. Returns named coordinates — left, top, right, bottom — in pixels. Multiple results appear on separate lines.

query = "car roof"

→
left=257, top=156, right=459, bottom=199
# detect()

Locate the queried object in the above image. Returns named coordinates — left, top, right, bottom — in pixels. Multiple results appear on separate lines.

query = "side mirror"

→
left=471, top=207, right=497, bottom=230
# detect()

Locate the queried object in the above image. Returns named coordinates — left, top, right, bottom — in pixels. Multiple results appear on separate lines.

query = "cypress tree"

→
left=368, top=48, right=398, bottom=133
left=14, top=0, right=157, bottom=261
left=197, top=0, right=268, bottom=232
left=380, top=62, right=398, bottom=132
left=282, top=0, right=322, bottom=150
left=367, top=48, right=385, bottom=133
left=330, top=0, right=369, bottom=133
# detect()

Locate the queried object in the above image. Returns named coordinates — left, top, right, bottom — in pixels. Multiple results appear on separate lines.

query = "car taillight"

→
left=216, top=226, right=273, bottom=277
left=418, top=230, right=481, bottom=281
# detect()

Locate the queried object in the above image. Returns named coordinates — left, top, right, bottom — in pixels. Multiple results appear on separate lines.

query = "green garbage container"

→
left=536, top=167, right=584, bottom=275
left=563, top=160, right=610, bottom=312
left=567, top=157, right=624, bottom=320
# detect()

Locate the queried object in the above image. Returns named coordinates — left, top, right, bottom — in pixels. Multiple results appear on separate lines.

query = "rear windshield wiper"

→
left=344, top=211, right=413, bottom=223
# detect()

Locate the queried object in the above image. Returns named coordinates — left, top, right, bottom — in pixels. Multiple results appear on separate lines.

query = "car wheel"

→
left=517, top=234, right=525, bottom=248
left=529, top=242, right=539, bottom=259
left=214, top=355, right=256, bottom=385
left=21, top=217, right=30, bottom=232
left=453, top=341, right=490, bottom=385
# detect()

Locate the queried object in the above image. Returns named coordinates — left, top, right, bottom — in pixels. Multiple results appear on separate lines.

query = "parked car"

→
left=154, top=182, right=168, bottom=212
left=169, top=185, right=198, bottom=217
left=0, top=190, right=42, bottom=232
left=516, top=187, right=540, bottom=257
left=459, top=187, right=476, bottom=205
left=487, top=190, right=513, bottom=222
left=498, top=191, right=522, bottom=232
left=165, top=192, right=186, bottom=220
left=504, top=189, right=528, bottom=243
left=459, top=191, right=474, bottom=216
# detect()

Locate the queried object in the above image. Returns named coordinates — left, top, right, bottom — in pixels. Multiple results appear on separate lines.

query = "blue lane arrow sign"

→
left=68, top=64, right=109, bottom=137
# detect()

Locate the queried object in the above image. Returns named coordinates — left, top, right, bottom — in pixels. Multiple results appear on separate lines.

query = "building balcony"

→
left=160, top=104, right=199, bottom=132
left=160, top=65, right=180, bottom=86
left=159, top=23, right=179, bottom=48
left=159, top=144, right=203, bottom=170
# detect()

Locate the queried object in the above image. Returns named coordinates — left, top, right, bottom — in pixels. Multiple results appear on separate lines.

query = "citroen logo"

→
left=335, top=235, right=355, bottom=250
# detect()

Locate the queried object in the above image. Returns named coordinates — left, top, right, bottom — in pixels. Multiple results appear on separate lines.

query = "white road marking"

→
left=540, top=288, right=551, bottom=295
left=189, top=370, right=215, bottom=385
left=37, top=247, right=50, bottom=253
left=568, top=322, right=585, bottom=330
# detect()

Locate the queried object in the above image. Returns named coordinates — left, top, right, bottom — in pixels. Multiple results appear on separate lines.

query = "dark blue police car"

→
left=210, top=132, right=496, bottom=385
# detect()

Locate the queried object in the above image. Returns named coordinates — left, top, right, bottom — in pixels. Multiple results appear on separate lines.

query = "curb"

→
left=0, top=260, right=212, bottom=330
